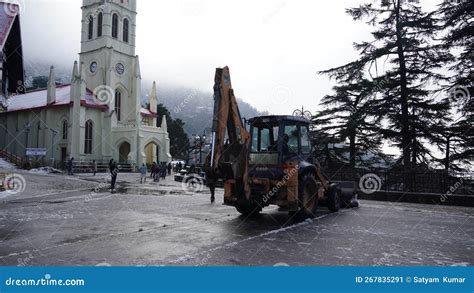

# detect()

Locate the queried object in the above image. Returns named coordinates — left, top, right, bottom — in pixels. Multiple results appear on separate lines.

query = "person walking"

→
left=68, top=157, right=74, bottom=176
left=110, top=159, right=119, bottom=192
left=161, top=163, right=167, bottom=180
left=92, top=160, right=97, bottom=176
left=206, top=171, right=217, bottom=203
left=139, top=163, right=147, bottom=184
left=167, top=163, right=172, bottom=176
left=151, top=162, right=156, bottom=180
left=205, top=158, right=217, bottom=203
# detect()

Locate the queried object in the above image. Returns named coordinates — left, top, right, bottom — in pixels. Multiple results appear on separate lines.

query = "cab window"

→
left=301, top=126, right=311, bottom=153
left=284, top=125, right=299, bottom=153
left=251, top=125, right=278, bottom=152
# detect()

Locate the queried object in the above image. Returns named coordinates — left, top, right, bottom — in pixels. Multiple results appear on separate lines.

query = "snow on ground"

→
left=0, top=158, right=17, bottom=170
left=28, top=167, right=63, bottom=174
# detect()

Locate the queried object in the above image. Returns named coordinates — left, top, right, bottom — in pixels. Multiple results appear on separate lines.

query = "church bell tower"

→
left=79, top=0, right=141, bottom=125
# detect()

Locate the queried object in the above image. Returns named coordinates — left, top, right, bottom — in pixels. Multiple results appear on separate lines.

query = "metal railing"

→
left=0, top=149, right=24, bottom=167
left=325, top=169, right=473, bottom=195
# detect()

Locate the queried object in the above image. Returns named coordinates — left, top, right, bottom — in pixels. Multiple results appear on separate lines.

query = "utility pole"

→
left=50, top=128, right=58, bottom=168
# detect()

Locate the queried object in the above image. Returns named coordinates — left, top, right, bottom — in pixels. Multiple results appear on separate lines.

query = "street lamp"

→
left=193, top=134, right=207, bottom=166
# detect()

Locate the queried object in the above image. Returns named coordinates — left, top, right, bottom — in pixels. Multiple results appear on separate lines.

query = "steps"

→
left=0, top=149, right=23, bottom=167
left=71, top=161, right=135, bottom=173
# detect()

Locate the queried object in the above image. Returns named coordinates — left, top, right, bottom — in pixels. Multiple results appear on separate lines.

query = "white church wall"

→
left=0, top=0, right=170, bottom=171
left=82, top=108, right=105, bottom=162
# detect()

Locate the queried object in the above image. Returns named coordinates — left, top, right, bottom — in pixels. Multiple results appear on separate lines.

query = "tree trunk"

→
left=349, top=132, right=356, bottom=169
left=445, top=136, right=450, bottom=171
left=395, top=0, right=412, bottom=169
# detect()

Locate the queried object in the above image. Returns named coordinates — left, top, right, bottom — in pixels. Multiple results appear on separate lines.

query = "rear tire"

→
left=326, top=185, right=341, bottom=213
left=295, top=174, right=319, bottom=220
left=235, top=199, right=261, bottom=217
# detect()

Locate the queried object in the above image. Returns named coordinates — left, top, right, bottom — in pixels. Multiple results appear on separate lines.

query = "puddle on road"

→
left=91, top=185, right=198, bottom=197
left=116, top=187, right=183, bottom=196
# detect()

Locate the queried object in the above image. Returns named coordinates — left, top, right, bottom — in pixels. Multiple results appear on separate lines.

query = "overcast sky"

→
left=19, top=0, right=438, bottom=115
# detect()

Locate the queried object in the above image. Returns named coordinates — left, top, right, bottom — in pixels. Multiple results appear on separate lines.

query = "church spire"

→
left=71, top=61, right=79, bottom=81
left=149, top=81, right=158, bottom=111
left=47, top=66, right=56, bottom=104
left=161, top=115, right=168, bottom=132
left=135, top=56, right=141, bottom=78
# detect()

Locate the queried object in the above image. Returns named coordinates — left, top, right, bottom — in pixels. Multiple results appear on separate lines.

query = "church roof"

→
left=140, top=108, right=158, bottom=117
left=0, top=2, right=18, bottom=49
left=1, top=84, right=108, bottom=113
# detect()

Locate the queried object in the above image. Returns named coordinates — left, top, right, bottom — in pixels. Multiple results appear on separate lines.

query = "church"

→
left=0, top=0, right=172, bottom=169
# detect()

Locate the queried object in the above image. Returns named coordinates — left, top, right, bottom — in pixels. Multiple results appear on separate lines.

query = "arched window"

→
left=123, top=18, right=129, bottom=43
left=62, top=120, right=68, bottom=140
left=84, top=120, right=93, bottom=154
left=88, top=15, right=94, bottom=39
left=115, top=91, right=122, bottom=121
left=97, top=12, right=103, bottom=37
left=112, top=13, right=119, bottom=38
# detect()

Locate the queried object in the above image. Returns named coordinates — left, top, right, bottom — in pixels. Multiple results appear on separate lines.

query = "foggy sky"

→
left=20, top=0, right=438, bottom=115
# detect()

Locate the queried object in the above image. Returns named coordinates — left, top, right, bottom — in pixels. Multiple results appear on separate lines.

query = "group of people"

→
left=139, top=162, right=172, bottom=184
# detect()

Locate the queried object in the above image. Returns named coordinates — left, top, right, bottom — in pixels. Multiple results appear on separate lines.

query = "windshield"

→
left=251, top=125, right=279, bottom=152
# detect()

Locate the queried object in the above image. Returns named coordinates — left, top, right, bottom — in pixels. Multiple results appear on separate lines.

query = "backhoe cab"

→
left=207, top=67, right=356, bottom=219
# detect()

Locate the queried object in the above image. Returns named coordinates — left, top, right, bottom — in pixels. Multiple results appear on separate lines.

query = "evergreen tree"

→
left=313, top=78, right=383, bottom=169
left=320, top=0, right=452, bottom=169
left=435, top=0, right=473, bottom=171
left=155, top=104, right=190, bottom=160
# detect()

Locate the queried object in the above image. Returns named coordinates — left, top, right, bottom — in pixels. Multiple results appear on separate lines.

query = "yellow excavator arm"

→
left=207, top=67, right=251, bottom=198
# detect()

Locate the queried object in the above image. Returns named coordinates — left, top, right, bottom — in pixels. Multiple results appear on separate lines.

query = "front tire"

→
left=326, top=185, right=341, bottom=213
left=295, top=174, right=319, bottom=220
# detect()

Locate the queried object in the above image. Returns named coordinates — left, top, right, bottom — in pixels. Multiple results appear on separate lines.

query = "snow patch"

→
left=29, top=167, right=63, bottom=174
left=450, top=262, right=469, bottom=267
left=0, top=158, right=17, bottom=170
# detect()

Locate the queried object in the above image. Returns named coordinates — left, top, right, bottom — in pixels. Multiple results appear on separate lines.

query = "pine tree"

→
left=435, top=0, right=473, bottom=171
left=155, top=104, right=190, bottom=160
left=313, top=78, right=383, bottom=169
left=320, top=0, right=452, bottom=170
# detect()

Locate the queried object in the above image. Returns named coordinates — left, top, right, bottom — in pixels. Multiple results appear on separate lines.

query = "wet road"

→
left=0, top=172, right=473, bottom=266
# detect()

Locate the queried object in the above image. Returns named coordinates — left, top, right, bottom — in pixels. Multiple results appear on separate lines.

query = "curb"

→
left=358, top=190, right=474, bottom=208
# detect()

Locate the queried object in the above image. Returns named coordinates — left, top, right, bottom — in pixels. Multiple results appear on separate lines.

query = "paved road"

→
left=0, top=172, right=472, bottom=266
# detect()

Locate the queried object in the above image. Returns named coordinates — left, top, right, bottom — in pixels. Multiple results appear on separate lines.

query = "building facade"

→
left=0, top=0, right=171, bottom=168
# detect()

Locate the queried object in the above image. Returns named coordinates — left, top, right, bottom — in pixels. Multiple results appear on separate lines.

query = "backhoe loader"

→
left=206, top=66, right=357, bottom=219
